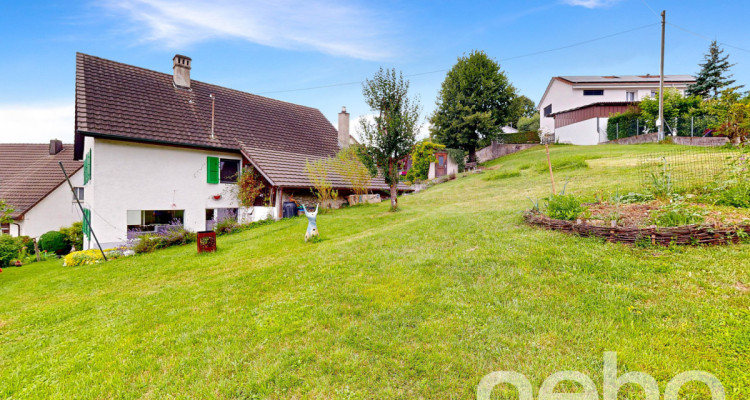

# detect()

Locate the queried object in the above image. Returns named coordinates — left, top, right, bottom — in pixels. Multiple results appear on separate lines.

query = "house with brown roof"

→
left=74, top=53, right=397, bottom=249
left=0, top=141, right=84, bottom=238
left=538, top=75, right=695, bottom=145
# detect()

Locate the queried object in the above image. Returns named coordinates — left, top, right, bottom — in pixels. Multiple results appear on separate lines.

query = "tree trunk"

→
left=390, top=183, right=398, bottom=210
left=388, top=159, right=398, bottom=210
left=468, top=147, right=477, bottom=163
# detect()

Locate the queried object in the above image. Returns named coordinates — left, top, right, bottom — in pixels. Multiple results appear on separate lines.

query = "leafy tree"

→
left=687, top=41, right=743, bottom=99
left=359, top=67, right=421, bottom=211
left=430, top=50, right=515, bottom=162
left=509, top=95, right=536, bottom=125
left=0, top=199, right=13, bottom=224
left=640, top=89, right=703, bottom=131
left=334, top=147, right=372, bottom=196
left=406, top=140, right=445, bottom=182
left=517, top=114, right=540, bottom=132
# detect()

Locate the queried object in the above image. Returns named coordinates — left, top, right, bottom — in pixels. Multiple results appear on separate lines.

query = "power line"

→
left=667, top=22, right=750, bottom=54
left=255, top=23, right=659, bottom=95
left=639, top=0, right=660, bottom=18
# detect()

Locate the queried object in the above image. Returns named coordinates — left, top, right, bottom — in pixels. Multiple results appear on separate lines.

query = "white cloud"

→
left=102, top=0, right=396, bottom=60
left=0, top=103, right=73, bottom=143
left=562, top=0, right=621, bottom=8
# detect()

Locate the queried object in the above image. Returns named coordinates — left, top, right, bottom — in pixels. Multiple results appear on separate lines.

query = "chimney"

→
left=338, top=106, right=350, bottom=148
left=49, top=139, right=63, bottom=155
left=172, top=54, right=192, bottom=88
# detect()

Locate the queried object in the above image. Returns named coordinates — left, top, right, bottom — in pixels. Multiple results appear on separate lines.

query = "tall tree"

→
left=687, top=41, right=743, bottom=99
left=359, top=68, right=420, bottom=210
left=509, top=95, right=536, bottom=126
left=430, top=50, right=515, bottom=161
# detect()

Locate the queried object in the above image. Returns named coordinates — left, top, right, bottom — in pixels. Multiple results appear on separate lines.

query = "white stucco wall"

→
left=82, top=138, right=253, bottom=249
left=13, top=170, right=84, bottom=239
left=538, top=78, right=689, bottom=138
left=554, top=117, right=608, bottom=146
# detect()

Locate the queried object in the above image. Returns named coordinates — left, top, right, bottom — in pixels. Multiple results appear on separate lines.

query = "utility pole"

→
left=658, top=10, right=666, bottom=141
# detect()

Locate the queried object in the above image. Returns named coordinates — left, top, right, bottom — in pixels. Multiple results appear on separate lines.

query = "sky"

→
left=1, top=0, right=749, bottom=144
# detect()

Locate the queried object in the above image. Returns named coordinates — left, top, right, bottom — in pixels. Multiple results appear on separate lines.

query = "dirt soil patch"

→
left=583, top=201, right=750, bottom=227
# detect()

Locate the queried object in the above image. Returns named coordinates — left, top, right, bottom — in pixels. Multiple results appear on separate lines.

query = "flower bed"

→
left=63, top=248, right=132, bottom=266
left=524, top=211, right=750, bottom=246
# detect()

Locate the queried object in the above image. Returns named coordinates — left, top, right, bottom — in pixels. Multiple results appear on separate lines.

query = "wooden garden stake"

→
left=545, top=143, right=556, bottom=195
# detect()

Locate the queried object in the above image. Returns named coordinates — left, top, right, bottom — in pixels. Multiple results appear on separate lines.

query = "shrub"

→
left=0, top=235, right=23, bottom=267
left=406, top=140, right=444, bottom=182
left=497, top=131, right=539, bottom=144
left=38, top=231, right=71, bottom=255
left=545, top=194, right=588, bottom=221
left=607, top=106, right=642, bottom=140
left=60, top=222, right=84, bottom=252
left=131, top=221, right=196, bottom=254
left=214, top=212, right=240, bottom=235
left=64, top=248, right=126, bottom=266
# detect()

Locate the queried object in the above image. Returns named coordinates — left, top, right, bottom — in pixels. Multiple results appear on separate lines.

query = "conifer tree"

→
left=687, top=41, right=743, bottom=98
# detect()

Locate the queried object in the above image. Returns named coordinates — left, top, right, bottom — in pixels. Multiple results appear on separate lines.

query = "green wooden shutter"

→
left=83, top=152, right=90, bottom=185
left=82, top=208, right=90, bottom=239
left=207, top=156, right=219, bottom=184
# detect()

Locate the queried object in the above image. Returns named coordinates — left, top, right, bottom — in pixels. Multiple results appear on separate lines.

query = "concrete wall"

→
left=673, top=136, right=729, bottom=146
left=13, top=170, right=84, bottom=239
left=82, top=138, right=261, bottom=249
left=553, top=118, right=607, bottom=145
left=476, top=143, right=537, bottom=163
left=606, top=132, right=659, bottom=145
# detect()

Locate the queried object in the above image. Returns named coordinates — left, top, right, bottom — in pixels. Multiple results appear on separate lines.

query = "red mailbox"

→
left=197, top=231, right=217, bottom=253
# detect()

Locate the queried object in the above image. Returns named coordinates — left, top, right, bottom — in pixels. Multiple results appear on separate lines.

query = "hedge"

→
left=497, top=131, right=539, bottom=144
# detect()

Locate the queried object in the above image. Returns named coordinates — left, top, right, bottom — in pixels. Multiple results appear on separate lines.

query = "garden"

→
left=1, top=143, right=748, bottom=398
left=524, top=146, right=750, bottom=246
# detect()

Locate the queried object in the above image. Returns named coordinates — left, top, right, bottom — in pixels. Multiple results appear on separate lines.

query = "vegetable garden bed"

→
left=524, top=210, right=750, bottom=246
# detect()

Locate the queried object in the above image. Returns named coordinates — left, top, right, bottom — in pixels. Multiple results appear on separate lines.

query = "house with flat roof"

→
left=538, top=75, right=695, bottom=145
left=74, top=53, right=398, bottom=249
left=0, top=141, right=83, bottom=238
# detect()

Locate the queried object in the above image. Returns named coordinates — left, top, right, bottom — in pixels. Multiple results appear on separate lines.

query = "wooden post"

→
left=545, top=143, right=556, bottom=195
left=34, top=239, right=40, bottom=262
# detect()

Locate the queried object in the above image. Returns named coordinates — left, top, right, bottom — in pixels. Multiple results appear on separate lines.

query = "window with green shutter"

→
left=207, top=156, right=219, bottom=184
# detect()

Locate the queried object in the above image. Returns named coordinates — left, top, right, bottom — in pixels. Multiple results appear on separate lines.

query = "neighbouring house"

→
left=0, top=141, right=84, bottom=238
left=427, top=151, right=459, bottom=179
left=538, top=75, right=695, bottom=145
left=74, top=53, right=400, bottom=249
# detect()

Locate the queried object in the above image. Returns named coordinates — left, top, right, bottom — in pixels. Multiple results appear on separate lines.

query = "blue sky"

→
left=1, top=0, right=749, bottom=143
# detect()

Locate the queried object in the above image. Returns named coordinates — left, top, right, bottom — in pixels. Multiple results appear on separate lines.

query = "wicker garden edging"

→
left=524, top=211, right=750, bottom=246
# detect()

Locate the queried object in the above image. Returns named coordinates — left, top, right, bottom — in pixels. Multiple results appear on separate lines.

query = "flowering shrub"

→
left=63, top=248, right=127, bottom=266
left=131, top=220, right=196, bottom=254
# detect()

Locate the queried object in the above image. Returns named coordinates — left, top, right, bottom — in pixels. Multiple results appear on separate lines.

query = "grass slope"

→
left=1, top=144, right=748, bottom=399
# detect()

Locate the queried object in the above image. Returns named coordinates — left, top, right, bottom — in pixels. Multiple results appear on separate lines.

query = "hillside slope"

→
left=1, top=144, right=748, bottom=399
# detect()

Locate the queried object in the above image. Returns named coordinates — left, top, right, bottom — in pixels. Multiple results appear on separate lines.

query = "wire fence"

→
left=608, top=116, right=721, bottom=141
left=637, top=146, right=740, bottom=192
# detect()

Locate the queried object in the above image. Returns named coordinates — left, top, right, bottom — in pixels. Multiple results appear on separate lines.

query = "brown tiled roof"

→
left=74, top=53, right=406, bottom=190
left=0, top=144, right=82, bottom=219
left=238, top=141, right=396, bottom=190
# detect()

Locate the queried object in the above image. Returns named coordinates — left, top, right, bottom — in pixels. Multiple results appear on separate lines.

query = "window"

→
left=126, top=210, right=185, bottom=233
left=543, top=104, right=552, bottom=117
left=205, top=208, right=238, bottom=230
left=72, top=187, right=84, bottom=202
left=220, top=159, right=240, bottom=183
left=583, top=90, right=604, bottom=96
left=650, top=90, right=657, bottom=98
left=626, top=91, right=636, bottom=101
left=206, top=156, right=240, bottom=184
left=1, top=223, right=9, bottom=235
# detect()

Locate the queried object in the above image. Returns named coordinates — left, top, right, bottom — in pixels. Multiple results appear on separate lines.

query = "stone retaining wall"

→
left=477, top=142, right=537, bottom=163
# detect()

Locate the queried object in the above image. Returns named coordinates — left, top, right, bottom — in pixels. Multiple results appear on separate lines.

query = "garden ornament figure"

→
left=302, top=204, right=319, bottom=242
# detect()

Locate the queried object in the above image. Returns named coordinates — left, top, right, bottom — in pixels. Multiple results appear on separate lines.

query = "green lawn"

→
left=1, top=144, right=748, bottom=399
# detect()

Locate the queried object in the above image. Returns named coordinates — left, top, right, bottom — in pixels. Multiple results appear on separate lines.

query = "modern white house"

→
left=538, top=75, right=695, bottom=145
left=73, top=53, right=397, bottom=249
left=0, top=141, right=84, bottom=238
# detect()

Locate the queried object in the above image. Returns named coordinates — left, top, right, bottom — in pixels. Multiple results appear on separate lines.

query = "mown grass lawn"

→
left=1, top=144, right=748, bottom=399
